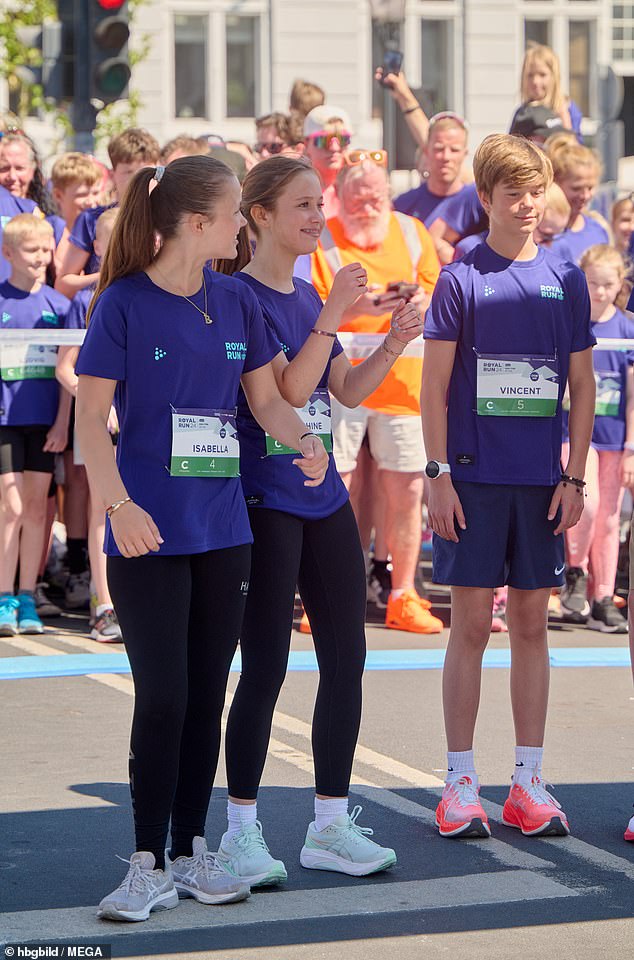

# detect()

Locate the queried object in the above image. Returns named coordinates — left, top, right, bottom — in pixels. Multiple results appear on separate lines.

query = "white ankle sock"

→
left=446, top=750, right=478, bottom=786
left=226, top=800, right=257, bottom=837
left=314, top=796, right=348, bottom=831
left=513, top=745, right=543, bottom=785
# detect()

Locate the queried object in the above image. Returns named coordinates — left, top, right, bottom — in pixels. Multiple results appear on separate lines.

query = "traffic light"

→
left=89, top=0, right=131, bottom=105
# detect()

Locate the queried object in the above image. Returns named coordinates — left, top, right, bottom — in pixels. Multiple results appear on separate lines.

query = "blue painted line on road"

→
left=0, top=646, right=631, bottom=680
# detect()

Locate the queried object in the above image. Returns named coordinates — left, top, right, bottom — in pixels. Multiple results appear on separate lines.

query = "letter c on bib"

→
left=486, top=401, right=493, bottom=410
left=181, top=460, right=189, bottom=470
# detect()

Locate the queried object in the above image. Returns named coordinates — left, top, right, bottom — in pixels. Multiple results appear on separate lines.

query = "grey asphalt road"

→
left=2, top=584, right=634, bottom=960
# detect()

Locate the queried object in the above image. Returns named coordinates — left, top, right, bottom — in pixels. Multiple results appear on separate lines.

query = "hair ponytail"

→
left=87, top=167, right=156, bottom=323
left=215, top=225, right=252, bottom=275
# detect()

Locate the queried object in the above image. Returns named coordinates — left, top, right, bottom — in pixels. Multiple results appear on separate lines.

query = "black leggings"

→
left=107, top=545, right=251, bottom=866
left=225, top=501, right=367, bottom=799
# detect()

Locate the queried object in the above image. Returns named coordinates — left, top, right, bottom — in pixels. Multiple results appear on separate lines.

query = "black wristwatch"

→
left=425, top=460, right=451, bottom=479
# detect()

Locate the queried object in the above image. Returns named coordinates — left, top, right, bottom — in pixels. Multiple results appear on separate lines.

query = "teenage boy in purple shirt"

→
left=421, top=134, right=596, bottom=840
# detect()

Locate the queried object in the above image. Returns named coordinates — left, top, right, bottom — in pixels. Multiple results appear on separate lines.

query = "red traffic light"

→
left=96, top=0, right=126, bottom=9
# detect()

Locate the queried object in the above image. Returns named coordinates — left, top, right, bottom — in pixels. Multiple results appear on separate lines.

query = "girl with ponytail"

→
left=75, top=155, right=329, bottom=922
left=215, top=156, right=422, bottom=884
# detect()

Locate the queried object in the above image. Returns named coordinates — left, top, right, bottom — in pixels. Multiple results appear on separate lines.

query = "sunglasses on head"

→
left=309, top=133, right=351, bottom=150
left=254, top=141, right=286, bottom=155
left=344, top=149, right=388, bottom=168
left=429, top=111, right=469, bottom=130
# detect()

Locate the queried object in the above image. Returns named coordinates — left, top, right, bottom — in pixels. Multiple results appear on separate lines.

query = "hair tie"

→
left=154, top=165, right=165, bottom=184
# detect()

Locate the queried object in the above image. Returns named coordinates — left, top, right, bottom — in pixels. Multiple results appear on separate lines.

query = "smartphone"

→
left=380, top=50, right=403, bottom=85
left=386, top=281, right=418, bottom=301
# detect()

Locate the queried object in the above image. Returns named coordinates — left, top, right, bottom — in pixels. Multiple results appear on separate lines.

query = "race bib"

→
left=476, top=352, right=559, bottom=417
left=595, top=372, right=621, bottom=417
left=170, top=407, right=240, bottom=477
left=265, top=388, right=333, bottom=455
left=1, top=343, right=57, bottom=381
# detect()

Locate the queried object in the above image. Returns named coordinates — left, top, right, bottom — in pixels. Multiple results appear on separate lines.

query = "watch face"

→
left=425, top=460, right=440, bottom=479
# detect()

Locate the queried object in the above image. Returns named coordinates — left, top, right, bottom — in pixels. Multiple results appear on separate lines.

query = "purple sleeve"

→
left=65, top=295, right=88, bottom=330
left=69, top=210, right=93, bottom=253
left=75, top=288, right=127, bottom=381
left=243, top=294, right=283, bottom=373
left=567, top=267, right=595, bottom=353
left=423, top=269, right=463, bottom=342
left=442, top=185, right=485, bottom=238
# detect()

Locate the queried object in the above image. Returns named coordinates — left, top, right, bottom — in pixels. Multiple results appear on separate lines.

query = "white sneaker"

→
left=169, top=836, right=250, bottom=904
left=65, top=571, right=90, bottom=609
left=217, top=821, right=287, bottom=887
left=91, top=608, right=123, bottom=643
left=97, top=851, right=178, bottom=922
left=300, top=805, right=397, bottom=876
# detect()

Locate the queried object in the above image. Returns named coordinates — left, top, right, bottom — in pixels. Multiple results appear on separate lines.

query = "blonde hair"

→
left=2, top=213, right=53, bottom=248
left=428, top=117, right=468, bottom=144
left=611, top=196, right=634, bottom=227
left=546, top=133, right=602, bottom=181
left=580, top=243, right=631, bottom=310
left=289, top=79, right=325, bottom=117
left=544, top=182, right=570, bottom=219
left=94, top=207, right=118, bottom=245
left=521, top=44, right=565, bottom=114
left=51, top=152, right=101, bottom=190
left=107, top=127, right=160, bottom=168
left=473, top=134, right=553, bottom=199
left=160, top=135, right=209, bottom=164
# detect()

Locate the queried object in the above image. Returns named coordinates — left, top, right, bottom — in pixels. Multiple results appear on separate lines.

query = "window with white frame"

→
left=174, top=14, right=208, bottom=119
left=613, top=3, right=634, bottom=61
left=173, top=11, right=264, bottom=121
left=420, top=18, right=452, bottom=114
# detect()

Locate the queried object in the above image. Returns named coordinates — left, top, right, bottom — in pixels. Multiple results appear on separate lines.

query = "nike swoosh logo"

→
left=554, top=564, right=565, bottom=575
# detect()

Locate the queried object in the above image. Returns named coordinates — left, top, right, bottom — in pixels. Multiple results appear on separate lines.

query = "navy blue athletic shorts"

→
left=432, top=480, right=565, bottom=590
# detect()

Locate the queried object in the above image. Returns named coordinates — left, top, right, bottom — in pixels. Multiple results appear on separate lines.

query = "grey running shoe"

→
left=588, top=596, right=628, bottom=634
left=300, top=805, right=397, bottom=876
left=559, top=566, right=590, bottom=623
left=98, top=851, right=178, bottom=922
left=34, top=582, right=62, bottom=618
left=91, top=608, right=123, bottom=643
left=170, top=836, right=250, bottom=904
left=65, top=571, right=90, bottom=609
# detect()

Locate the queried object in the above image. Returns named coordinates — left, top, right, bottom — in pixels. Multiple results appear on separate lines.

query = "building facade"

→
left=3, top=0, right=631, bottom=163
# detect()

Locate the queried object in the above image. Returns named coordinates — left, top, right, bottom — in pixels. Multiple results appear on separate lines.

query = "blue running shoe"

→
left=17, top=591, right=44, bottom=634
left=0, top=594, right=18, bottom=636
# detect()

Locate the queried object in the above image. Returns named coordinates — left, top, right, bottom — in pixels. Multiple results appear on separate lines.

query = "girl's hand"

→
left=390, top=300, right=424, bottom=345
left=622, top=450, right=634, bottom=488
left=292, top=435, right=329, bottom=487
left=110, top=502, right=164, bottom=557
left=43, top=420, right=68, bottom=453
left=548, top=481, right=584, bottom=535
left=328, top=263, right=368, bottom=313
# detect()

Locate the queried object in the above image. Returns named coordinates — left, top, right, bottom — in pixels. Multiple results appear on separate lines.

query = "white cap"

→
left=303, top=104, right=352, bottom=139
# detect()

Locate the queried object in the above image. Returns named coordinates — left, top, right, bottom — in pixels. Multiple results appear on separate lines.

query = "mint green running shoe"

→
left=217, top=822, right=287, bottom=887
left=17, top=591, right=43, bottom=634
left=0, top=594, right=18, bottom=636
left=300, top=805, right=397, bottom=876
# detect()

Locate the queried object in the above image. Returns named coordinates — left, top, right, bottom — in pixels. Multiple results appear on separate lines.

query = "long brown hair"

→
left=216, top=154, right=317, bottom=276
left=88, top=155, right=236, bottom=320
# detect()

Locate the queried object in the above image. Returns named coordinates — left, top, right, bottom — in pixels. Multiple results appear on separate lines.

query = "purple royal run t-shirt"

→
left=76, top=268, right=281, bottom=557
left=235, top=272, right=349, bottom=520
left=424, top=242, right=595, bottom=486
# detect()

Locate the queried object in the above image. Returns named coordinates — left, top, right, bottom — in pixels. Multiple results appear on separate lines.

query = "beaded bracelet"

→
left=106, top=496, right=133, bottom=518
left=311, top=328, right=337, bottom=339
left=560, top=473, right=586, bottom=497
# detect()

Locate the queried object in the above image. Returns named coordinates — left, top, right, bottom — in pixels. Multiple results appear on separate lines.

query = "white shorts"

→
left=332, top=399, right=425, bottom=474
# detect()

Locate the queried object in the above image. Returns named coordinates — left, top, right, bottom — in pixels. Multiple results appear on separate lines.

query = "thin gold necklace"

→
left=153, top=263, right=212, bottom=324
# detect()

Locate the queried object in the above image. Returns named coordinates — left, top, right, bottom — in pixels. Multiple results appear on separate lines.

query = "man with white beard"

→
left=312, top=158, right=443, bottom=634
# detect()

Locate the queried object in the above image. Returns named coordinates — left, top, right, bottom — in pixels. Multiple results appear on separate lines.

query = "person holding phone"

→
left=214, top=155, right=424, bottom=884
left=312, top=158, right=443, bottom=633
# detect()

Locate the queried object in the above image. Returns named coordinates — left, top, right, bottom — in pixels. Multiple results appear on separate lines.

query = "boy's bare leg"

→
left=18, top=471, right=54, bottom=592
left=0, top=472, right=25, bottom=592
left=506, top=587, right=551, bottom=746
left=443, top=586, right=494, bottom=751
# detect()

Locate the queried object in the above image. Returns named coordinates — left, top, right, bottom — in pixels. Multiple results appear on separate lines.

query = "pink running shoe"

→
left=502, top=777, right=570, bottom=837
left=624, top=814, right=634, bottom=842
left=491, top=587, right=508, bottom=633
left=435, top=776, right=491, bottom=839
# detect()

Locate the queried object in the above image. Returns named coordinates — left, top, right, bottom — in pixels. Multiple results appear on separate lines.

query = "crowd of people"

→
left=2, top=40, right=634, bottom=921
